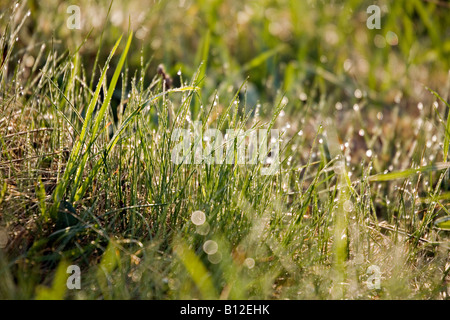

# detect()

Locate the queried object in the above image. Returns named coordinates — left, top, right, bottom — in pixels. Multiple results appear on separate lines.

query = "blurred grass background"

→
left=22, top=0, right=450, bottom=105
left=18, top=0, right=450, bottom=169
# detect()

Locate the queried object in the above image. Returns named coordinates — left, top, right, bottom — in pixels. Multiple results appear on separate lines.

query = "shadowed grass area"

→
left=0, top=0, right=449, bottom=299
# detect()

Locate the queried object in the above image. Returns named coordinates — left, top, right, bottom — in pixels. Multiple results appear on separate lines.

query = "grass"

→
left=0, top=0, right=450, bottom=299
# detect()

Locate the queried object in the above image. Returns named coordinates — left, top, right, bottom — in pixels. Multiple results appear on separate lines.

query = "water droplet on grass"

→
left=196, top=222, right=210, bottom=235
left=376, top=112, right=383, bottom=120
left=386, top=31, right=399, bottom=46
left=334, top=161, right=345, bottom=174
left=343, top=200, right=354, bottom=212
left=344, top=59, right=352, bottom=72
left=203, top=240, right=218, bottom=254
left=208, top=252, right=222, bottom=264
left=244, top=258, right=255, bottom=269
left=374, top=34, right=386, bottom=48
left=191, top=210, right=206, bottom=225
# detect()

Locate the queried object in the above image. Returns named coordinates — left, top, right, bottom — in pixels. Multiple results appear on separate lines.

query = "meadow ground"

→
left=0, top=0, right=450, bottom=299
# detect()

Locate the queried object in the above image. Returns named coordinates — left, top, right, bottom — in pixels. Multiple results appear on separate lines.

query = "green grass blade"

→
left=35, top=260, right=69, bottom=300
left=73, top=32, right=133, bottom=202
left=369, top=162, right=450, bottom=182
left=434, top=216, right=450, bottom=230
left=75, top=86, right=198, bottom=202
left=51, top=36, right=122, bottom=216
left=427, top=87, right=450, bottom=162
left=173, top=239, right=218, bottom=299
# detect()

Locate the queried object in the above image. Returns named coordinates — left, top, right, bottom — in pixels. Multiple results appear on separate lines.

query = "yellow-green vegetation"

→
left=0, top=0, right=450, bottom=299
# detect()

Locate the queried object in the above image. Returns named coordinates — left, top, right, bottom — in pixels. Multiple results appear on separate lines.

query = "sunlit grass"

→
left=0, top=0, right=449, bottom=300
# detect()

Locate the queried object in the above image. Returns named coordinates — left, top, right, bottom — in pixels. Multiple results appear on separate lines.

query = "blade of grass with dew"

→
left=369, top=162, right=450, bottom=182
left=434, top=216, right=450, bottom=230
left=50, top=35, right=123, bottom=217
left=73, top=32, right=133, bottom=202
left=74, top=86, right=199, bottom=201
left=195, top=29, right=210, bottom=88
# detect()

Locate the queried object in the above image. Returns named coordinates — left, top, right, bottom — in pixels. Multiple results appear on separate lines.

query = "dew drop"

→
left=203, top=240, right=218, bottom=254
left=208, top=252, right=222, bottom=264
left=244, top=258, right=255, bottom=269
left=196, top=222, right=210, bottom=235
left=343, top=200, right=353, bottom=212
left=191, top=210, right=206, bottom=226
